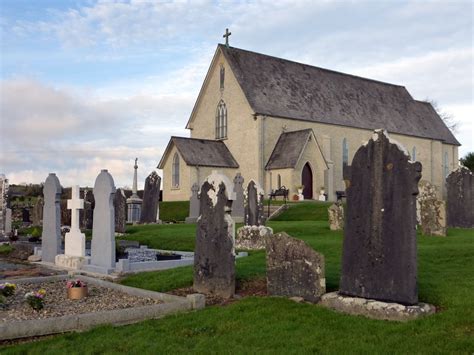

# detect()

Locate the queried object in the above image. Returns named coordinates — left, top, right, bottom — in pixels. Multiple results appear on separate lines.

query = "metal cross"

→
left=223, top=28, right=231, bottom=48
left=67, top=185, right=84, bottom=232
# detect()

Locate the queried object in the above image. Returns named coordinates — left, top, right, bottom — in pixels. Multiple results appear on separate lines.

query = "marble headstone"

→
left=244, top=180, right=265, bottom=226
left=193, top=173, right=235, bottom=298
left=446, top=166, right=474, bottom=228
left=41, top=173, right=62, bottom=263
left=114, top=188, right=127, bottom=233
left=139, top=171, right=161, bottom=223
left=64, top=185, right=86, bottom=257
left=185, top=183, right=200, bottom=223
left=231, top=173, right=245, bottom=222
left=340, top=130, right=421, bottom=305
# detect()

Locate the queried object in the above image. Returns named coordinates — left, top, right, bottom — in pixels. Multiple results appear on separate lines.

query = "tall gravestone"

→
left=139, top=171, right=161, bottom=223
left=114, top=188, right=127, bottom=233
left=340, top=130, right=421, bottom=305
left=244, top=180, right=265, bottom=226
left=446, top=166, right=474, bottom=228
left=231, top=173, right=245, bottom=223
left=41, top=173, right=62, bottom=263
left=85, top=170, right=116, bottom=274
left=5, top=208, right=12, bottom=236
left=185, top=183, right=200, bottom=223
left=194, top=172, right=236, bottom=298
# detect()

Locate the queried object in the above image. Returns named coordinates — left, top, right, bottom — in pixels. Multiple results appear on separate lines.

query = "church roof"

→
left=157, top=137, right=239, bottom=169
left=219, top=45, right=460, bottom=146
left=266, top=129, right=326, bottom=170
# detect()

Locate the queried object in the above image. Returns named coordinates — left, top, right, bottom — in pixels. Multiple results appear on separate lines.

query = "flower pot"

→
left=67, top=286, right=88, bottom=300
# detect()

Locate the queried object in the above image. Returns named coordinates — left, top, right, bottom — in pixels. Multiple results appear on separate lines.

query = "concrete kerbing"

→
left=0, top=275, right=205, bottom=341
left=319, top=292, right=436, bottom=322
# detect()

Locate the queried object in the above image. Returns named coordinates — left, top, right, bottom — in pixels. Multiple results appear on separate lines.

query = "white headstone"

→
left=41, top=173, right=62, bottom=263
left=64, top=185, right=86, bottom=257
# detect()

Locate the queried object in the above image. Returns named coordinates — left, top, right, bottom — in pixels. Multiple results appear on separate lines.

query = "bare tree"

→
left=425, top=99, right=458, bottom=133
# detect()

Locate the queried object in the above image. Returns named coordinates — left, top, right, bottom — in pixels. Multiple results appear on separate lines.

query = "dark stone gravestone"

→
left=340, top=130, right=421, bottom=305
left=266, top=232, right=326, bottom=302
left=244, top=180, right=265, bottom=226
left=446, top=166, right=474, bottom=228
left=114, top=188, right=127, bottom=233
left=139, top=171, right=161, bottom=223
left=31, top=197, right=43, bottom=226
left=193, top=174, right=235, bottom=298
left=231, top=173, right=244, bottom=222
left=22, top=208, right=30, bottom=223
left=80, top=189, right=94, bottom=230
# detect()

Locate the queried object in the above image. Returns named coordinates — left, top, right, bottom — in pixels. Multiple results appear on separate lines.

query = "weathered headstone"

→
left=114, top=188, right=127, bottom=233
left=446, top=166, right=474, bottom=228
left=328, top=202, right=344, bottom=231
left=84, top=170, right=116, bottom=274
left=64, top=185, right=86, bottom=257
left=185, top=183, right=200, bottom=223
left=231, top=173, right=245, bottom=223
left=80, top=189, right=94, bottom=230
left=417, top=180, right=446, bottom=236
left=244, top=180, right=265, bottom=226
left=266, top=232, right=326, bottom=303
left=41, top=173, right=62, bottom=263
left=31, top=197, right=44, bottom=226
left=139, top=171, right=161, bottom=223
left=194, top=172, right=236, bottom=298
left=340, top=130, right=421, bottom=305
left=235, top=225, right=273, bottom=250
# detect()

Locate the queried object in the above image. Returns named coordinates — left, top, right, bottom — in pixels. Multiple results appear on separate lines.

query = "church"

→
left=158, top=42, right=460, bottom=202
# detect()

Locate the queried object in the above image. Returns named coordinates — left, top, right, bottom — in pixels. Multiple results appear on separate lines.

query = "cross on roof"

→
left=223, top=28, right=231, bottom=48
left=67, top=185, right=84, bottom=232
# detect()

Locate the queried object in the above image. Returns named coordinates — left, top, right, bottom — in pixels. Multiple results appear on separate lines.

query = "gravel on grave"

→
left=0, top=280, right=162, bottom=322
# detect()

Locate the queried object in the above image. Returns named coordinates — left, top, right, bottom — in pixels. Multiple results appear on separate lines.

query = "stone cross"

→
left=41, top=173, right=62, bottom=263
left=340, top=129, right=421, bottom=305
left=185, top=182, right=200, bottom=223
left=64, top=185, right=86, bottom=257
left=194, top=173, right=235, bottom=298
left=87, top=170, right=116, bottom=274
left=231, top=173, right=245, bottom=222
left=223, top=28, right=231, bottom=47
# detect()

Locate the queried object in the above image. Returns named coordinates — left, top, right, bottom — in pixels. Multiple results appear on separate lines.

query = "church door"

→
left=302, top=163, right=313, bottom=199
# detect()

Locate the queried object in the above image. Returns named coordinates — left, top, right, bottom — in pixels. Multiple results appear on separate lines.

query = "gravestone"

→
left=194, top=172, right=235, bottom=298
left=446, top=166, right=474, bottom=228
left=41, top=173, right=62, bottom=263
left=340, top=130, right=421, bottom=305
left=418, top=180, right=446, bottom=236
left=80, top=189, right=94, bottom=230
left=22, top=208, right=30, bottom=223
left=244, top=180, right=265, bottom=226
left=185, top=183, right=200, bottom=223
left=114, top=188, right=127, bottom=233
left=266, top=232, right=326, bottom=303
left=139, top=171, right=161, bottom=223
left=231, top=173, right=245, bottom=223
left=5, top=208, right=12, bottom=235
left=31, top=197, right=44, bottom=226
left=328, top=202, right=344, bottom=231
left=84, top=170, right=116, bottom=274
left=64, top=185, right=86, bottom=257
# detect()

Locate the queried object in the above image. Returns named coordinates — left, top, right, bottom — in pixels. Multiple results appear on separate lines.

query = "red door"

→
left=302, top=163, right=313, bottom=199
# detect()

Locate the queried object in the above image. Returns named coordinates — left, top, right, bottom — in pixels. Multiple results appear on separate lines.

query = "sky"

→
left=0, top=0, right=472, bottom=189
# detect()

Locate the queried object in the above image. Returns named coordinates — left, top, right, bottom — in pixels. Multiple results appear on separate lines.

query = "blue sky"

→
left=0, top=0, right=472, bottom=188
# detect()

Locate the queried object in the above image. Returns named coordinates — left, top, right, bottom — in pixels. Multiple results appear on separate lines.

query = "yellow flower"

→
left=38, top=289, right=46, bottom=295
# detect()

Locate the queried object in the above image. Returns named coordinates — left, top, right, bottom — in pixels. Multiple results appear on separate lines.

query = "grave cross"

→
left=223, top=28, right=231, bottom=48
left=67, top=185, right=84, bottom=232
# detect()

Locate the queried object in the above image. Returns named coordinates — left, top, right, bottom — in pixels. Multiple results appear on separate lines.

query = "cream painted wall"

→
left=162, top=145, right=192, bottom=201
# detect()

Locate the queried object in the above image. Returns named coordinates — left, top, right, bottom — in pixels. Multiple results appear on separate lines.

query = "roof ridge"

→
left=219, top=44, right=406, bottom=89
left=172, top=136, right=224, bottom=143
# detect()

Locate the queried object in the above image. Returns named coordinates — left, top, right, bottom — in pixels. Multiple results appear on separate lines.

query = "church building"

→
left=158, top=44, right=460, bottom=202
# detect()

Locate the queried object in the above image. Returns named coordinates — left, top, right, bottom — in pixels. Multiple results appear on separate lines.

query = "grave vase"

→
left=67, top=286, right=88, bottom=300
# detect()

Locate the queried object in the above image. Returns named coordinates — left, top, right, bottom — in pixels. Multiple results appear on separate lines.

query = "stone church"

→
left=158, top=44, right=460, bottom=202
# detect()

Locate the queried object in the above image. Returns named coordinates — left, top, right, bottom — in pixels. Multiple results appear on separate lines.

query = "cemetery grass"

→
left=159, top=201, right=189, bottom=222
left=3, top=209, right=474, bottom=353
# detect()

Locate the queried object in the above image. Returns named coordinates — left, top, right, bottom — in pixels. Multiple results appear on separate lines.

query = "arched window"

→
left=342, top=138, right=349, bottom=168
left=172, top=153, right=180, bottom=188
left=277, top=174, right=282, bottom=189
left=444, top=151, right=449, bottom=177
left=215, top=100, right=227, bottom=139
left=411, top=146, right=416, bottom=161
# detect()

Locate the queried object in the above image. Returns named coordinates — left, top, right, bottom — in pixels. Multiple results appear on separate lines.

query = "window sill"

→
left=216, top=137, right=228, bottom=141
left=171, top=186, right=180, bottom=190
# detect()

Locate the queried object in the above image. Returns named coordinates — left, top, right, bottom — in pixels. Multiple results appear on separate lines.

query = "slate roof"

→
left=157, top=137, right=239, bottom=169
left=219, top=45, right=460, bottom=146
left=266, top=129, right=314, bottom=170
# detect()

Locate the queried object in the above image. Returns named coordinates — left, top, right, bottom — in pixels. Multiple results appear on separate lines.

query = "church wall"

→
left=188, top=50, right=261, bottom=189
left=161, top=146, right=192, bottom=201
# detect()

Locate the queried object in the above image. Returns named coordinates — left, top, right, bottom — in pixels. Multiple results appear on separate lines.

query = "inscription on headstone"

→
left=340, top=130, right=421, bottom=305
left=446, top=166, right=474, bottom=228
left=41, top=173, right=62, bottom=263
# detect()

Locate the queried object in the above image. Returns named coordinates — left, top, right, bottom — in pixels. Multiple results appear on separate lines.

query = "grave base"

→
left=185, top=217, right=198, bottom=224
left=320, top=292, right=435, bottom=322
left=55, top=254, right=88, bottom=270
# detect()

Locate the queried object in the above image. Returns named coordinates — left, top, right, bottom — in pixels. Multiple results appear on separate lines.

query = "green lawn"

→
left=2, top=203, right=473, bottom=353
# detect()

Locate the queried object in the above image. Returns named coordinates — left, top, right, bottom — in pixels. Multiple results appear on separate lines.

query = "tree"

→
left=425, top=99, right=458, bottom=133
left=460, top=152, right=474, bottom=172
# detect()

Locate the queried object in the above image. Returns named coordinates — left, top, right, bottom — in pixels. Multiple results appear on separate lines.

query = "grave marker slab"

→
left=446, top=166, right=474, bottom=228
left=328, top=202, right=344, bottom=231
left=185, top=183, right=200, bottom=223
left=244, top=180, right=265, bottom=226
left=231, top=173, right=245, bottom=223
left=41, top=173, right=62, bottom=263
left=114, top=188, right=127, bottom=233
left=140, top=171, right=161, bottom=223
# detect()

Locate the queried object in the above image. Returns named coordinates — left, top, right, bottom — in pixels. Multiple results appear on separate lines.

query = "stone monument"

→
left=193, top=172, right=236, bottom=298
left=5, top=208, right=12, bottom=236
left=114, top=188, right=127, bottom=233
left=328, top=202, right=344, bottom=231
left=126, top=158, right=142, bottom=223
left=418, top=180, right=446, bottom=236
left=185, top=183, right=200, bottom=224
left=231, top=173, right=245, bottom=223
left=139, top=170, right=161, bottom=223
left=41, top=173, right=62, bottom=263
left=340, top=130, right=421, bottom=305
left=0, top=174, right=9, bottom=236
left=244, top=180, right=265, bottom=226
left=446, top=166, right=474, bottom=228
